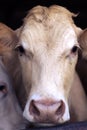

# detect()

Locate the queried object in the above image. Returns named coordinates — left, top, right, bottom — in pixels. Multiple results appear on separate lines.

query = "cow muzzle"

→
left=29, top=99, right=65, bottom=124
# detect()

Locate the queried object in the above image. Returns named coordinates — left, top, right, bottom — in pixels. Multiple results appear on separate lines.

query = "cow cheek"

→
left=63, top=63, right=76, bottom=99
left=20, top=59, right=32, bottom=96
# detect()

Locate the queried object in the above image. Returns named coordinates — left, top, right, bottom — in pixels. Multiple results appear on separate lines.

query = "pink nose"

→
left=29, top=100, right=65, bottom=124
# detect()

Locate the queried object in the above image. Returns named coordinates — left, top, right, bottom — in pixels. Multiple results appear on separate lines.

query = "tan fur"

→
left=20, top=5, right=78, bottom=96
left=21, top=5, right=77, bottom=51
left=69, top=73, right=87, bottom=122
left=19, top=5, right=87, bottom=124
left=24, top=5, right=75, bottom=24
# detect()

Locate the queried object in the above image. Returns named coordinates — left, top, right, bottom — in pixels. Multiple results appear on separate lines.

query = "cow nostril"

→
left=29, top=100, right=40, bottom=116
left=56, top=100, right=65, bottom=117
left=29, top=99, right=65, bottom=123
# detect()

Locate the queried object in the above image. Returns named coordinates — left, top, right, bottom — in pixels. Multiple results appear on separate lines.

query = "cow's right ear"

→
left=0, top=23, right=18, bottom=55
left=78, top=28, right=87, bottom=59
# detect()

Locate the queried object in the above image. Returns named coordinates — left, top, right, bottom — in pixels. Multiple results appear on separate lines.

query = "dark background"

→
left=0, top=0, right=87, bottom=30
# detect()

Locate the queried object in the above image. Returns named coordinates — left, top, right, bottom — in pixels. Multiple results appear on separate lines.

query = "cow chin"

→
left=23, top=94, right=70, bottom=126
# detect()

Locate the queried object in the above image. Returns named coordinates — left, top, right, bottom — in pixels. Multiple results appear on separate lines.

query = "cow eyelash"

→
left=15, top=45, right=25, bottom=55
left=71, top=45, right=79, bottom=54
left=0, top=83, right=7, bottom=94
left=15, top=45, right=34, bottom=59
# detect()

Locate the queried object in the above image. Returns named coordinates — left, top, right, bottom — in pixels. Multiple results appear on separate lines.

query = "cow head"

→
left=16, top=5, right=82, bottom=125
left=0, top=57, right=25, bottom=130
left=0, top=5, right=87, bottom=126
left=0, top=23, right=24, bottom=108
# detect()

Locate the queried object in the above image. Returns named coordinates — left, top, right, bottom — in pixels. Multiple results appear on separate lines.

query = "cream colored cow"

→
left=17, top=5, right=87, bottom=125
left=0, top=5, right=87, bottom=126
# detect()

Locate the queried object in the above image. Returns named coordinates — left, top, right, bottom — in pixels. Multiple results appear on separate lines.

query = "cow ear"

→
left=15, top=26, right=22, bottom=37
left=78, top=29, right=87, bottom=59
left=0, top=23, right=18, bottom=55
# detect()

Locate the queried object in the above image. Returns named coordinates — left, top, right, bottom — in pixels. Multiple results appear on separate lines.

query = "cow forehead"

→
left=20, top=5, right=78, bottom=54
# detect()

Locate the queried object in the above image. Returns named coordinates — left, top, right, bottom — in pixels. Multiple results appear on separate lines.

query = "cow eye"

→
left=15, top=45, right=25, bottom=56
left=71, top=46, right=79, bottom=54
left=0, top=83, right=7, bottom=96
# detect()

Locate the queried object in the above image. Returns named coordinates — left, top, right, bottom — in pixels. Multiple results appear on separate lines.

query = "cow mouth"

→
left=28, top=120, right=69, bottom=127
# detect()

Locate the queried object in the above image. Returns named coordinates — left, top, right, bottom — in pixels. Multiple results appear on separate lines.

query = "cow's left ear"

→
left=0, top=23, right=19, bottom=55
left=78, top=29, right=87, bottom=59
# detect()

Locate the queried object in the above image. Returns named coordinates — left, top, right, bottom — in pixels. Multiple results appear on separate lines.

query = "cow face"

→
left=0, top=58, right=24, bottom=130
left=0, top=23, right=25, bottom=108
left=16, top=5, right=80, bottom=125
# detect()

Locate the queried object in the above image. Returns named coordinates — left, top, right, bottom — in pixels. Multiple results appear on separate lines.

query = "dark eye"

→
left=0, top=83, right=7, bottom=97
left=71, top=46, right=78, bottom=54
left=15, top=45, right=25, bottom=56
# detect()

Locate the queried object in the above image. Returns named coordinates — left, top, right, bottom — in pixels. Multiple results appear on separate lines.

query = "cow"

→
left=0, top=5, right=87, bottom=126
left=0, top=57, right=28, bottom=130
left=0, top=23, right=26, bottom=109
left=16, top=5, right=87, bottom=125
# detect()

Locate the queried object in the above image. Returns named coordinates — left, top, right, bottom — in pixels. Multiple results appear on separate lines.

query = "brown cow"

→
left=0, top=23, right=26, bottom=108
left=0, top=5, right=87, bottom=126
left=79, top=29, right=87, bottom=59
